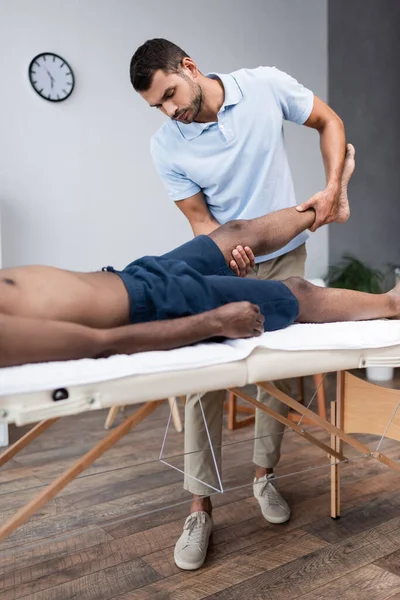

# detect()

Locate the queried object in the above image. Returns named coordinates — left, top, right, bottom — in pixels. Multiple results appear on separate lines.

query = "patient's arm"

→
left=0, top=302, right=264, bottom=367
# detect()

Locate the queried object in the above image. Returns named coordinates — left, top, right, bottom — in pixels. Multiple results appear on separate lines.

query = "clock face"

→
left=28, top=53, right=75, bottom=102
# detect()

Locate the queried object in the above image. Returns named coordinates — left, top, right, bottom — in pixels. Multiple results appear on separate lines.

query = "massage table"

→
left=0, top=320, right=400, bottom=541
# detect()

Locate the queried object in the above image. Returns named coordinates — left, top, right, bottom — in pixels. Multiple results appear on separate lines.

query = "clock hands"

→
left=45, top=68, right=55, bottom=89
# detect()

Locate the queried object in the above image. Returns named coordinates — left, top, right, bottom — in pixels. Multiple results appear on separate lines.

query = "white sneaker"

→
left=174, top=511, right=213, bottom=570
left=253, top=474, right=291, bottom=524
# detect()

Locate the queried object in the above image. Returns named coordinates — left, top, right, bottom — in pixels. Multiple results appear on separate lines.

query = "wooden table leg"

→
left=331, top=371, right=344, bottom=519
left=0, top=419, right=59, bottom=467
left=314, top=373, right=327, bottom=420
left=0, top=400, right=163, bottom=542
left=168, top=398, right=183, bottom=433
left=104, top=406, right=120, bottom=430
left=227, top=391, right=237, bottom=431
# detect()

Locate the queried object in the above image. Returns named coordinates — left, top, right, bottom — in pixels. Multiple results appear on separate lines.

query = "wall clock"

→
left=28, top=53, right=75, bottom=102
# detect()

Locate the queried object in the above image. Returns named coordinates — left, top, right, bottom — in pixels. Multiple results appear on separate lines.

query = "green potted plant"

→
left=326, top=254, right=384, bottom=293
left=325, top=255, right=392, bottom=381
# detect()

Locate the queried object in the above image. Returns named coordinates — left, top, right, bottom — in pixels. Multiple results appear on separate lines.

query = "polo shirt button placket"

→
left=225, top=128, right=234, bottom=143
left=219, top=119, right=234, bottom=143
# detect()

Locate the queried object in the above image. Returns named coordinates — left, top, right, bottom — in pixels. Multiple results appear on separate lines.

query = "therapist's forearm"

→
left=319, top=117, right=346, bottom=193
left=192, top=218, right=220, bottom=237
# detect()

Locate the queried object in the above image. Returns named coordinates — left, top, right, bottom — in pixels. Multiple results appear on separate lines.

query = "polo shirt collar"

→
left=176, top=72, right=243, bottom=140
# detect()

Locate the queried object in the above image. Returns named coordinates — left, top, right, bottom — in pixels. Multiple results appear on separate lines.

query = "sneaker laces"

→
left=183, top=512, right=208, bottom=547
left=259, top=476, right=281, bottom=506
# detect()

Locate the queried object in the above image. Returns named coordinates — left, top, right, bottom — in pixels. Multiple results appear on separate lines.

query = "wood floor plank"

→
left=0, top=488, right=74, bottom=523
left=2, top=505, right=261, bottom=598
left=297, top=564, right=400, bottom=600
left=0, top=525, right=113, bottom=574
left=0, top=459, right=21, bottom=472
left=10, top=427, right=181, bottom=486
left=0, top=480, right=192, bottom=550
left=98, top=447, right=330, bottom=543
left=192, top=516, right=400, bottom=600
left=111, top=591, right=170, bottom=600
left=15, top=558, right=162, bottom=600
left=305, top=494, right=400, bottom=544
left=0, top=536, right=153, bottom=599
left=0, top=476, right=45, bottom=496
left=132, top=529, right=328, bottom=599
left=101, top=486, right=253, bottom=539
left=59, top=460, right=183, bottom=508
left=10, top=412, right=175, bottom=468
left=142, top=503, right=265, bottom=577
left=375, top=548, right=400, bottom=577
left=138, top=510, right=400, bottom=600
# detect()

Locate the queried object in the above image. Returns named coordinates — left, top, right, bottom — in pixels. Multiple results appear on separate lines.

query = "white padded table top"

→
left=1, top=320, right=399, bottom=397
left=1, top=320, right=400, bottom=426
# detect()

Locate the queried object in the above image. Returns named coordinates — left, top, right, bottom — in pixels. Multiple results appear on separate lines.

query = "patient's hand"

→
left=230, top=245, right=255, bottom=277
left=214, top=302, right=264, bottom=338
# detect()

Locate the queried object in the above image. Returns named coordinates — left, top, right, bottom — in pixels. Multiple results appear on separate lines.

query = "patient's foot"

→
left=335, top=143, right=355, bottom=224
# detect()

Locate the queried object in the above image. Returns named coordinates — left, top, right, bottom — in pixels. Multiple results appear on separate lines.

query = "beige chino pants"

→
left=183, top=244, right=307, bottom=495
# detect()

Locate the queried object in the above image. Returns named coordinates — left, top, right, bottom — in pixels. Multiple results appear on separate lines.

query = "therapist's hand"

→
left=296, top=186, right=340, bottom=232
left=230, top=245, right=255, bottom=277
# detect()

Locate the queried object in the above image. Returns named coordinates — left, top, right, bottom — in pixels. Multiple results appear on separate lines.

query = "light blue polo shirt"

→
left=150, top=66, right=314, bottom=262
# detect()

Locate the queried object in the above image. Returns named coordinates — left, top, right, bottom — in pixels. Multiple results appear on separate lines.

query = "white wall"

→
left=0, top=0, right=327, bottom=277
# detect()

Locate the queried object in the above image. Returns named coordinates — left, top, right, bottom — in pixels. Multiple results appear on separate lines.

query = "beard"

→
left=175, top=75, right=203, bottom=124
left=188, top=82, right=203, bottom=122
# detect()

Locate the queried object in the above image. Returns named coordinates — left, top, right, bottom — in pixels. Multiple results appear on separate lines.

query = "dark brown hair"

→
left=130, top=38, right=189, bottom=91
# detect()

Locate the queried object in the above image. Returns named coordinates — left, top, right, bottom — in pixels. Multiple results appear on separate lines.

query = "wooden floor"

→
left=1, top=372, right=400, bottom=599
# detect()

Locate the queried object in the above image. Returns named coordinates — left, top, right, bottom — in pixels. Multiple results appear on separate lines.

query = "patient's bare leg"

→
left=209, top=143, right=355, bottom=264
left=0, top=267, right=130, bottom=327
left=209, top=207, right=316, bottom=264
left=285, top=278, right=400, bottom=323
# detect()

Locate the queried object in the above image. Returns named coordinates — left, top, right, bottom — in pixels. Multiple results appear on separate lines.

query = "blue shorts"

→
left=104, top=235, right=299, bottom=332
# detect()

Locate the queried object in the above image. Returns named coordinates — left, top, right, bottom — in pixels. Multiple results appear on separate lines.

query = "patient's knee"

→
left=209, top=219, right=248, bottom=255
left=282, top=276, right=311, bottom=296
left=223, top=219, right=247, bottom=234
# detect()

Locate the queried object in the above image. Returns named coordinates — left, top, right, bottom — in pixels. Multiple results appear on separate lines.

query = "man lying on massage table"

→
left=0, top=149, right=398, bottom=368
